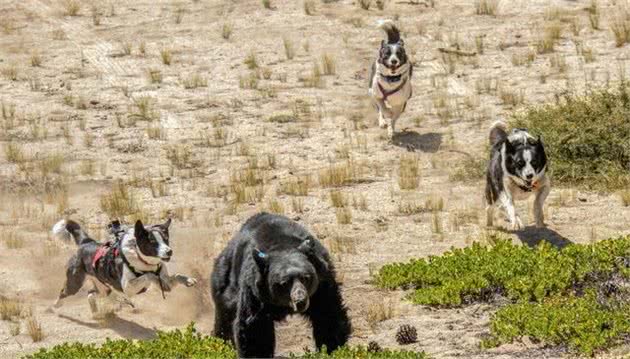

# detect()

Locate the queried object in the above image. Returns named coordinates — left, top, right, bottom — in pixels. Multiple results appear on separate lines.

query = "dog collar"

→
left=380, top=73, right=402, bottom=83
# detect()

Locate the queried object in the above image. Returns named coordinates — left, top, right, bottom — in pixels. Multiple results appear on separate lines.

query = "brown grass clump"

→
left=366, top=298, right=394, bottom=328
left=0, top=297, right=23, bottom=320
left=475, top=0, right=498, bottom=16
left=318, top=160, right=363, bottom=187
left=398, top=153, right=420, bottom=190
left=61, top=0, right=81, bottom=16
left=100, top=180, right=139, bottom=218
left=26, top=315, right=44, bottom=342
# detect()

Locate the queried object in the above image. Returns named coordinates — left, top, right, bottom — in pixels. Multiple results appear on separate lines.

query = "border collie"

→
left=50, top=218, right=197, bottom=315
left=368, top=20, right=412, bottom=139
left=486, top=121, right=550, bottom=230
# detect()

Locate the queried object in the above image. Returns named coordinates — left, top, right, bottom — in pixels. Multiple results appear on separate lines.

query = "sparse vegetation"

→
left=160, top=48, right=172, bottom=65
left=398, top=154, right=420, bottom=190
left=100, top=180, right=139, bottom=218
left=512, top=83, right=630, bottom=190
left=475, top=0, right=498, bottom=16
left=283, top=38, right=295, bottom=60
left=61, top=0, right=81, bottom=16
left=26, top=316, right=44, bottom=342
left=222, top=23, right=233, bottom=40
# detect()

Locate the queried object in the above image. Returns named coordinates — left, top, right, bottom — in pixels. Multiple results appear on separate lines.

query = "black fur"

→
left=211, top=212, right=351, bottom=358
left=486, top=126, right=547, bottom=204
left=57, top=219, right=171, bottom=299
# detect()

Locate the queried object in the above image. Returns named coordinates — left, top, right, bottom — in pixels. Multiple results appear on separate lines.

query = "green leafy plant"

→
left=26, top=323, right=427, bottom=359
left=376, top=235, right=630, bottom=355
left=511, top=83, right=630, bottom=190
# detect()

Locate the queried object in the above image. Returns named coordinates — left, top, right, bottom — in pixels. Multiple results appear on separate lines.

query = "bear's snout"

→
left=290, top=281, right=310, bottom=313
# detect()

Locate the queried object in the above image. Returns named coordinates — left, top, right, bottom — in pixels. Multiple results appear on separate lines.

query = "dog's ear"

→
left=504, top=138, right=515, bottom=154
left=252, top=248, right=269, bottom=272
left=134, top=220, right=148, bottom=239
left=161, top=218, right=172, bottom=231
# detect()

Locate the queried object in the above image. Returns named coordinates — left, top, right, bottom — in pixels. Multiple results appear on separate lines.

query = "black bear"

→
left=211, top=212, right=351, bottom=358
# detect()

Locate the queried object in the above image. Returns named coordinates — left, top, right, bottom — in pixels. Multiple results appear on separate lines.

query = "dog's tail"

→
left=377, top=19, right=400, bottom=44
left=52, top=219, right=93, bottom=246
left=489, top=120, right=508, bottom=146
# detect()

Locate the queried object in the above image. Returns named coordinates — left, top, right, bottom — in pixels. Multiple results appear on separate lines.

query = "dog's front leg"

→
left=499, top=193, right=522, bottom=230
left=534, top=184, right=551, bottom=228
left=121, top=269, right=160, bottom=297
left=389, top=110, right=402, bottom=138
left=375, top=100, right=387, bottom=129
left=158, top=266, right=197, bottom=291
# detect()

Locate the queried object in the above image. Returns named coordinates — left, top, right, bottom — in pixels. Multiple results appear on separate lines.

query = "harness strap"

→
left=120, top=248, right=166, bottom=299
left=378, top=76, right=408, bottom=103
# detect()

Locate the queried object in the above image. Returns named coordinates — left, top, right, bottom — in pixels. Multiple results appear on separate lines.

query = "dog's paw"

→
left=185, top=277, right=198, bottom=287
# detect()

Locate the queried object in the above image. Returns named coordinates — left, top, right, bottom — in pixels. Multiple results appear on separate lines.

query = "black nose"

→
left=391, top=59, right=399, bottom=66
left=526, top=174, right=534, bottom=180
left=166, top=249, right=173, bottom=257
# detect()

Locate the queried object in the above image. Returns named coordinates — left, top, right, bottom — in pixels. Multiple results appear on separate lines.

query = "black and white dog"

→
left=51, top=218, right=197, bottom=315
left=486, top=121, right=550, bottom=230
left=368, top=20, right=412, bottom=138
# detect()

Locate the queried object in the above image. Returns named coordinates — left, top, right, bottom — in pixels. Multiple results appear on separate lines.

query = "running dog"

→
left=368, top=20, right=413, bottom=139
left=51, top=218, right=197, bottom=315
left=486, top=121, right=550, bottom=230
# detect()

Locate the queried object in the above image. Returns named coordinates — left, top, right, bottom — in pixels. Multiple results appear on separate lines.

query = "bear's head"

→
left=253, top=240, right=320, bottom=313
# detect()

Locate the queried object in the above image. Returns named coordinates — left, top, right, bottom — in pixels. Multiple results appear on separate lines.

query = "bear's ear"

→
left=297, top=239, right=314, bottom=254
left=252, top=248, right=268, bottom=271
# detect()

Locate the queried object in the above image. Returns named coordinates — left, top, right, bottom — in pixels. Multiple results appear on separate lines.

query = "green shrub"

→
left=376, top=235, right=630, bottom=355
left=511, top=83, right=630, bottom=190
left=26, top=323, right=428, bottom=359
left=482, top=292, right=630, bottom=356
left=25, top=324, right=236, bottom=359
left=376, top=235, right=630, bottom=306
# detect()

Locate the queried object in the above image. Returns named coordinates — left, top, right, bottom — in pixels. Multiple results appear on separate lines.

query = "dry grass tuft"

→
left=358, top=0, right=372, bottom=10
left=0, top=297, right=23, bottom=320
left=304, top=0, right=315, bottom=15
left=222, top=23, right=233, bottom=40
left=100, top=180, right=139, bottom=218
left=330, top=190, right=348, bottom=208
left=160, top=47, right=172, bottom=65
left=26, top=316, right=44, bottom=342
left=335, top=207, right=352, bottom=224
left=283, top=38, right=295, bottom=60
left=398, top=153, right=420, bottom=190
left=319, top=160, right=363, bottom=187
left=475, top=0, right=498, bottom=16
left=321, top=54, right=336, bottom=75
left=366, top=298, right=394, bottom=328
left=61, top=0, right=81, bottom=16
left=4, top=142, right=26, bottom=163
left=619, top=190, right=630, bottom=206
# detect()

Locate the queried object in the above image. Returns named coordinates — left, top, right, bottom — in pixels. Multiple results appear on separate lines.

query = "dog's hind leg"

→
left=53, top=255, right=86, bottom=309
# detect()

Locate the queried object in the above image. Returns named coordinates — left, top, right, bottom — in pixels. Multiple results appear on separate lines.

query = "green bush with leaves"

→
left=376, top=235, right=630, bottom=355
left=482, top=292, right=630, bottom=356
left=511, top=83, right=630, bottom=190
left=25, top=324, right=236, bottom=359
left=376, top=234, right=630, bottom=306
left=26, top=323, right=427, bottom=359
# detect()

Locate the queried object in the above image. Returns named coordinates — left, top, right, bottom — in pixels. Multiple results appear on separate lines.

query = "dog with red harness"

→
left=50, top=218, right=197, bottom=316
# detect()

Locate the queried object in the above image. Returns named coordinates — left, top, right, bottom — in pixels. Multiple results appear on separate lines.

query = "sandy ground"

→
left=0, top=0, right=629, bottom=358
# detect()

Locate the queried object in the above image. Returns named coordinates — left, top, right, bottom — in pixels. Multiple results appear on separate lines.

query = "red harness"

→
left=91, top=243, right=119, bottom=269
left=378, top=77, right=408, bottom=104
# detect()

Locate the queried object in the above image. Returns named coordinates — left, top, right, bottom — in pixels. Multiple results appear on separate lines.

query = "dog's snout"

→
left=166, top=249, right=173, bottom=257
left=526, top=174, right=534, bottom=180
left=391, top=59, right=399, bottom=66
